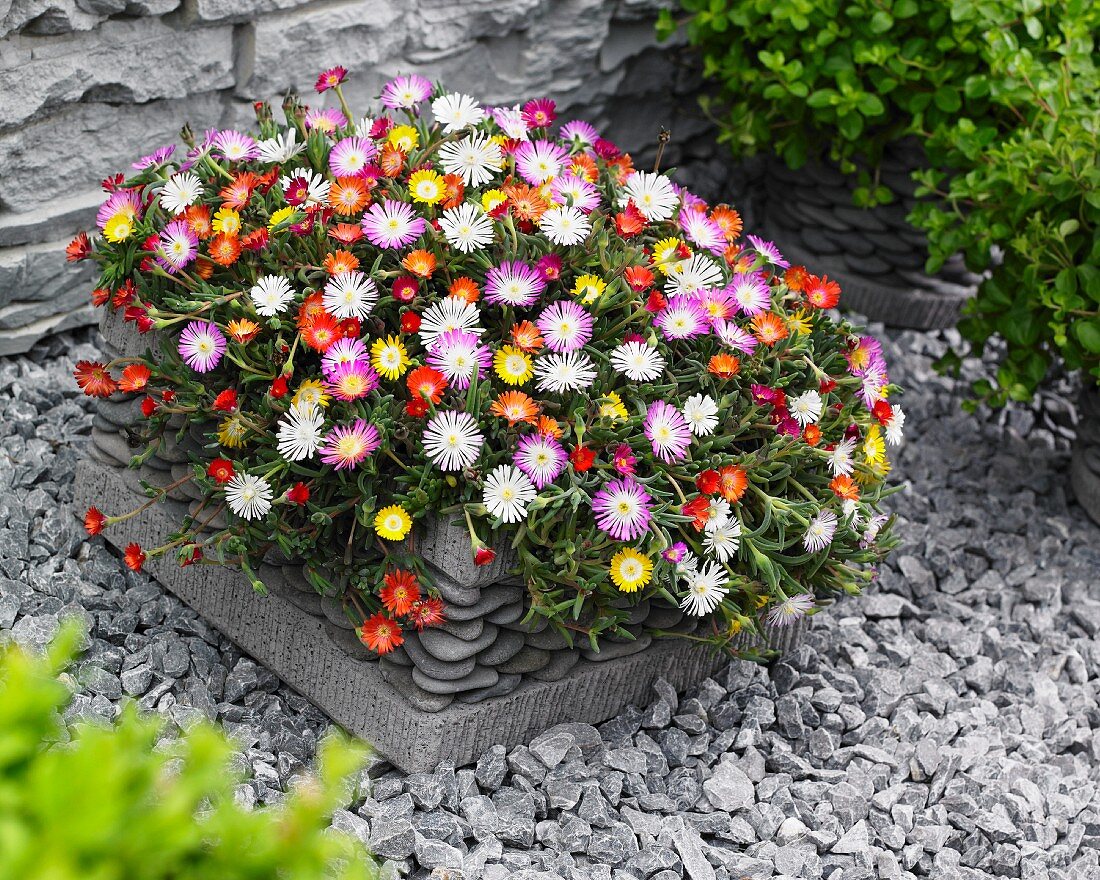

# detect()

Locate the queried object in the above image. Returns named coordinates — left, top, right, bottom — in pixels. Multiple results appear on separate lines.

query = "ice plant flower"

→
left=483, top=464, right=537, bottom=523
left=361, top=199, right=427, bottom=248
left=610, top=341, right=665, bottom=382
left=380, top=569, right=421, bottom=615
left=644, top=401, right=692, bottom=463
left=514, top=433, right=567, bottom=489
left=359, top=612, right=403, bottom=654
left=225, top=472, right=274, bottom=520
left=803, top=510, right=839, bottom=553
left=680, top=562, right=729, bottom=616
left=485, top=260, right=545, bottom=307
left=766, top=592, right=815, bottom=627
left=276, top=402, right=325, bottom=461
left=374, top=505, right=413, bottom=541
left=423, top=410, right=483, bottom=471
left=380, top=74, right=432, bottom=110
left=610, top=547, right=653, bottom=593
left=592, top=478, right=653, bottom=541
left=536, top=300, right=592, bottom=353
left=178, top=321, right=226, bottom=373
left=538, top=206, right=591, bottom=246
left=250, top=275, right=295, bottom=316
left=320, top=419, right=381, bottom=470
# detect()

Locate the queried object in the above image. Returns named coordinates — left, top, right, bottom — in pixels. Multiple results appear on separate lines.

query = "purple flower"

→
left=380, top=74, right=433, bottom=110
left=536, top=300, right=593, bottom=353
left=662, top=542, right=690, bottom=564
left=132, top=144, right=175, bottom=170
left=747, top=234, right=789, bottom=268
left=361, top=199, right=426, bottom=249
left=514, top=139, right=567, bottom=185
left=320, top=419, right=381, bottom=471
left=727, top=273, right=771, bottom=317
left=592, top=478, right=653, bottom=541
left=514, top=433, right=568, bottom=489
left=178, top=321, right=226, bottom=373
left=550, top=175, right=601, bottom=213
left=678, top=208, right=725, bottom=255
left=304, top=107, right=347, bottom=133
left=644, top=401, right=692, bottom=463
left=714, top=320, right=759, bottom=355
left=324, top=361, right=380, bottom=402
left=213, top=130, right=258, bottom=163
left=96, top=189, right=143, bottom=230
left=321, top=337, right=369, bottom=379
left=484, top=260, right=546, bottom=307
left=426, top=329, right=491, bottom=391
left=329, top=136, right=377, bottom=177
left=558, top=120, right=598, bottom=145
left=155, top=220, right=198, bottom=274
left=654, top=295, right=708, bottom=340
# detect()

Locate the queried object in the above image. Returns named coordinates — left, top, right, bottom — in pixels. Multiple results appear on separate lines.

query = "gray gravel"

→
left=1, top=325, right=1099, bottom=880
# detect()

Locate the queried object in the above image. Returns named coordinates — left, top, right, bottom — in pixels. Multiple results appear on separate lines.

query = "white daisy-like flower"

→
left=680, top=561, right=730, bottom=616
left=160, top=172, right=203, bottom=215
left=491, top=104, right=529, bottom=139
left=225, top=472, right=273, bottom=521
left=257, top=128, right=305, bottom=163
left=842, top=498, right=861, bottom=524
left=250, top=275, right=295, bottom=317
left=431, top=93, right=486, bottom=133
left=439, top=135, right=504, bottom=187
left=419, top=297, right=484, bottom=349
left=423, top=410, right=484, bottom=472
left=703, top=497, right=731, bottom=533
left=483, top=464, right=536, bottom=524
left=280, top=169, right=330, bottom=206
left=439, top=202, right=495, bottom=253
left=682, top=394, right=719, bottom=436
left=803, top=510, right=838, bottom=553
left=862, top=513, right=890, bottom=546
left=664, top=254, right=725, bottom=295
left=828, top=438, right=857, bottom=477
left=673, top=551, right=700, bottom=581
left=789, top=390, right=823, bottom=427
left=323, top=271, right=378, bottom=320
left=623, top=171, right=679, bottom=221
left=539, top=206, right=591, bottom=246
left=704, top=518, right=742, bottom=563
left=353, top=116, right=375, bottom=136
left=276, top=402, right=324, bottom=462
left=609, top=341, right=665, bottom=382
left=533, top=351, right=597, bottom=394
left=885, top=405, right=905, bottom=446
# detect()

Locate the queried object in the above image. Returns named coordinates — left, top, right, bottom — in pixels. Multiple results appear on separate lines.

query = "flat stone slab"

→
left=73, top=458, right=759, bottom=773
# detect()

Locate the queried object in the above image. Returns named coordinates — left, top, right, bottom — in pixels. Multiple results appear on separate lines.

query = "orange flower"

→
left=181, top=204, right=212, bottom=239
left=536, top=415, right=562, bottom=438
left=359, top=612, right=403, bottom=654
left=804, top=424, right=822, bottom=446
left=448, top=277, right=480, bottom=303
left=84, top=506, right=107, bottom=536
left=607, top=154, right=635, bottom=184
left=380, top=569, right=422, bottom=616
left=805, top=274, right=841, bottom=309
left=490, top=391, right=540, bottom=426
left=329, top=223, right=364, bottom=244
left=503, top=183, right=548, bottom=223
left=66, top=232, right=91, bottom=262
left=707, top=353, right=741, bottom=379
left=219, top=172, right=259, bottom=210
left=323, top=250, right=360, bottom=275
left=510, top=321, right=544, bottom=352
left=329, top=176, right=370, bottom=215
left=784, top=265, right=810, bottom=293
left=240, top=228, right=268, bottom=252
left=624, top=266, right=655, bottom=292
left=193, top=256, right=215, bottom=280
left=119, top=363, right=151, bottom=393
left=406, top=366, right=447, bottom=404
left=830, top=474, right=860, bottom=501
left=90, top=287, right=111, bottom=307
left=751, top=312, right=788, bottom=346
left=302, top=312, right=341, bottom=352
left=402, top=249, right=437, bottom=278
left=74, top=360, right=117, bottom=398
left=380, top=144, right=405, bottom=177
left=711, top=205, right=743, bottom=242
left=566, top=153, right=599, bottom=182
left=441, top=173, right=465, bottom=209
left=208, top=233, right=241, bottom=266
left=297, top=292, right=327, bottom=329
left=718, top=465, right=748, bottom=503
left=227, top=318, right=261, bottom=343
left=123, top=542, right=146, bottom=572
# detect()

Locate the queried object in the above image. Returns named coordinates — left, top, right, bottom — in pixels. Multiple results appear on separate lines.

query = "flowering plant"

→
left=73, top=68, right=904, bottom=657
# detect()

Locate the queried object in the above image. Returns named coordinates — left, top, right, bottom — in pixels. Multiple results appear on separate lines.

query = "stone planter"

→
left=75, top=309, right=810, bottom=771
left=1071, top=383, right=1100, bottom=526
left=759, top=141, right=980, bottom=330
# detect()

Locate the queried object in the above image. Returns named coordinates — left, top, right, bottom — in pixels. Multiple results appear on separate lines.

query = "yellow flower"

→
left=609, top=547, right=653, bottom=593
left=217, top=414, right=248, bottom=448
left=789, top=309, right=813, bottom=336
left=268, top=206, right=295, bottom=230
left=211, top=207, right=241, bottom=236
left=481, top=189, right=507, bottom=213
left=408, top=169, right=446, bottom=205
left=292, top=379, right=330, bottom=410
left=387, top=125, right=419, bottom=153
left=375, top=505, right=412, bottom=541
left=103, top=212, right=135, bottom=243
left=572, top=274, right=606, bottom=305
left=371, top=335, right=409, bottom=380
left=599, top=391, right=629, bottom=422
left=652, top=237, right=686, bottom=274
left=493, top=345, right=533, bottom=386
left=862, top=424, right=886, bottom=468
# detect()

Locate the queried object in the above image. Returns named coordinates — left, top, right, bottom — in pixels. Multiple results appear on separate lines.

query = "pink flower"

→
left=644, top=401, right=692, bottom=463
left=380, top=74, right=432, bottom=110
left=522, top=98, right=557, bottom=128
left=178, top=321, right=226, bottom=373
left=361, top=199, right=427, bottom=249
left=320, top=419, right=381, bottom=470
left=315, top=66, right=348, bottom=93
left=329, top=136, right=378, bottom=177
left=592, top=478, right=652, bottom=541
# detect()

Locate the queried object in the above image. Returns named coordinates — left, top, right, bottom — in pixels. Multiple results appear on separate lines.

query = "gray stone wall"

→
left=0, top=0, right=733, bottom=354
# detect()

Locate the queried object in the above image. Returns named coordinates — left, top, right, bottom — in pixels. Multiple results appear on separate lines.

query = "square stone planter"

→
left=74, top=310, right=809, bottom=772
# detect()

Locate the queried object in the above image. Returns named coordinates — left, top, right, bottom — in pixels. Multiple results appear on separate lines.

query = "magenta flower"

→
left=514, top=433, right=567, bottom=489
left=321, top=337, right=369, bottom=379
left=611, top=443, right=637, bottom=476
left=697, top=286, right=738, bottom=327
left=727, top=273, right=771, bottom=317
left=131, top=144, right=175, bottom=170
left=514, top=139, right=568, bottom=185
left=329, top=136, right=378, bottom=177
left=426, top=329, right=491, bottom=391
left=324, top=361, right=380, bottom=402
left=96, top=189, right=143, bottom=230
left=213, top=130, right=258, bottom=163
left=304, top=107, right=347, bottom=133
left=550, top=175, right=601, bottom=213
left=156, top=220, right=198, bottom=274
left=536, top=254, right=563, bottom=281
left=361, top=199, right=426, bottom=249
left=537, top=300, right=593, bottom=353
left=592, top=478, right=653, bottom=541
left=654, top=295, right=708, bottom=341
left=644, top=400, right=692, bottom=463
left=521, top=98, right=557, bottom=129
left=315, top=65, right=348, bottom=94
left=320, top=419, right=381, bottom=470
left=178, top=321, right=226, bottom=373
left=715, top=320, right=759, bottom=355
left=380, top=74, right=432, bottom=110
left=747, top=234, right=790, bottom=268
left=484, top=260, right=546, bottom=307
left=558, top=120, right=598, bottom=145
left=679, top=208, right=725, bottom=255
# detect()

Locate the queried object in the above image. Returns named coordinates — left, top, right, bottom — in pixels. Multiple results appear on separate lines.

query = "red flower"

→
left=74, top=361, right=117, bottom=398
left=286, top=482, right=310, bottom=505
left=805, top=274, right=841, bottom=309
left=180, top=545, right=203, bottom=567
left=161, top=389, right=176, bottom=404
left=124, top=305, right=154, bottom=333
left=407, top=597, right=446, bottom=631
left=569, top=446, right=596, bottom=473
left=624, top=265, right=654, bottom=292
left=241, top=228, right=269, bottom=251
left=212, top=389, right=238, bottom=412
left=819, top=378, right=838, bottom=394
left=118, top=364, right=151, bottom=393
left=112, top=280, right=136, bottom=309
left=645, top=290, right=667, bottom=313
left=315, top=65, right=348, bottom=93
left=91, top=287, right=111, bottom=307
left=682, top=495, right=711, bottom=532
left=695, top=469, right=721, bottom=495
left=302, top=312, right=340, bottom=353
left=207, top=458, right=235, bottom=484
left=474, top=546, right=497, bottom=567
left=83, top=507, right=107, bottom=536
left=66, top=232, right=91, bottom=262
left=140, top=396, right=157, bottom=418
left=393, top=276, right=419, bottom=303
left=338, top=318, right=361, bottom=339
left=380, top=569, right=422, bottom=616
left=406, top=398, right=429, bottom=418
left=614, top=201, right=646, bottom=238
left=123, top=543, right=146, bottom=572
left=872, top=399, right=893, bottom=426
left=359, top=613, right=404, bottom=655
left=270, top=375, right=289, bottom=398
left=400, top=312, right=421, bottom=334
left=406, top=366, right=447, bottom=404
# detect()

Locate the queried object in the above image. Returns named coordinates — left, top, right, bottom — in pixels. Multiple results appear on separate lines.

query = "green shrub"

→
left=664, top=0, right=1100, bottom=405
left=0, top=622, right=376, bottom=880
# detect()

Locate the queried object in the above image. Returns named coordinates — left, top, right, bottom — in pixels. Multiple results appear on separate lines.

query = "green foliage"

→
left=0, top=622, right=376, bottom=880
left=665, top=0, right=1100, bottom=404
